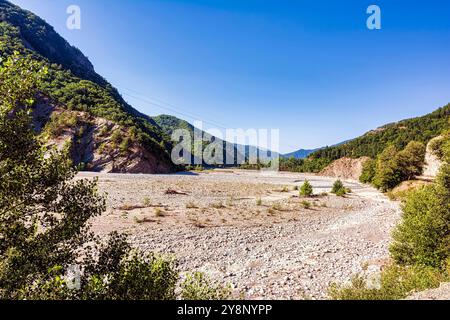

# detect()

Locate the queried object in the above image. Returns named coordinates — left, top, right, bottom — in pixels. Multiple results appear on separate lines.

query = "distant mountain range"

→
left=283, top=148, right=319, bottom=159
left=153, top=114, right=279, bottom=166
left=283, top=141, right=350, bottom=159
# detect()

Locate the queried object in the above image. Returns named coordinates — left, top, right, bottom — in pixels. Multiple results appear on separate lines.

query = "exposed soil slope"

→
left=320, top=157, right=370, bottom=181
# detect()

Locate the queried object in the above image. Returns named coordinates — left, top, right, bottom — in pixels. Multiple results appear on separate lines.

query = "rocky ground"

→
left=81, top=169, right=401, bottom=300
left=407, top=283, right=450, bottom=300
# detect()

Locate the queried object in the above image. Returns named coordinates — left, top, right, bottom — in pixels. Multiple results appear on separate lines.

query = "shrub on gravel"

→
left=301, top=200, right=312, bottom=209
left=300, top=180, right=313, bottom=197
left=329, top=264, right=447, bottom=300
left=331, top=180, right=346, bottom=196
left=181, top=272, right=231, bottom=300
left=186, top=201, right=198, bottom=209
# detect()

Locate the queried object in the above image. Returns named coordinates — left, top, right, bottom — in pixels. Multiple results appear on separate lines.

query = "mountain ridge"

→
left=310, top=105, right=450, bottom=163
left=0, top=0, right=176, bottom=173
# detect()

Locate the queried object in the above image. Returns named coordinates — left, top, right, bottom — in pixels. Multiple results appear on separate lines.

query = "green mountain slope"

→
left=0, top=0, right=175, bottom=173
left=152, top=114, right=194, bottom=137
left=310, top=104, right=450, bottom=162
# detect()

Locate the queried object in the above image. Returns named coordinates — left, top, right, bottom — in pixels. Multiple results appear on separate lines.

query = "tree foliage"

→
left=0, top=53, right=103, bottom=298
left=390, top=163, right=450, bottom=268
left=0, top=54, right=228, bottom=300
left=359, top=158, right=376, bottom=184
left=331, top=180, right=346, bottom=196
left=311, top=105, right=450, bottom=162
left=370, top=141, right=426, bottom=192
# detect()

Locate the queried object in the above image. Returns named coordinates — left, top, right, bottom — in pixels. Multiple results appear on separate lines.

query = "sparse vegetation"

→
left=299, top=180, right=313, bottom=197
left=134, top=216, right=154, bottom=224
left=211, top=202, right=225, bottom=209
left=142, top=197, right=152, bottom=207
left=180, top=272, right=232, bottom=300
left=119, top=203, right=144, bottom=211
left=329, top=264, right=448, bottom=300
left=331, top=180, right=347, bottom=196
left=44, top=111, right=79, bottom=137
left=301, top=200, right=312, bottom=209
left=271, top=203, right=283, bottom=211
left=186, top=201, right=198, bottom=209
left=154, top=208, right=165, bottom=217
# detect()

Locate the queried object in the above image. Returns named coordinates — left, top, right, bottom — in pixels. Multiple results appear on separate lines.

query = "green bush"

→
left=44, top=111, right=79, bottom=138
left=111, top=130, right=122, bottom=145
left=299, top=180, right=313, bottom=197
left=119, top=137, right=131, bottom=153
left=372, top=146, right=402, bottom=192
left=331, top=180, right=346, bottom=196
left=372, top=142, right=426, bottom=192
left=0, top=54, right=227, bottom=301
left=329, top=264, right=447, bottom=300
left=396, top=141, right=426, bottom=181
left=390, top=164, right=450, bottom=268
left=301, top=200, right=312, bottom=209
left=359, top=158, right=376, bottom=184
left=180, top=272, right=231, bottom=300
left=86, top=252, right=178, bottom=300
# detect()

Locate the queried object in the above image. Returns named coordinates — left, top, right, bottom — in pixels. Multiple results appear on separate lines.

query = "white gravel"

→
left=82, top=170, right=401, bottom=300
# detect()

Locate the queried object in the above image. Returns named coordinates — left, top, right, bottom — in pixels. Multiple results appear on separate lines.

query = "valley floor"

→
left=80, top=169, right=401, bottom=299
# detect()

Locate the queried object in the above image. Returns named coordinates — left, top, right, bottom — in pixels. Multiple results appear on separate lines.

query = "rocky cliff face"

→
left=422, top=136, right=444, bottom=178
left=33, top=100, right=172, bottom=174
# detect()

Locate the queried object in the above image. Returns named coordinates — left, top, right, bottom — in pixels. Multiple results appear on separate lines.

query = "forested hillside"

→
left=0, top=0, right=175, bottom=173
left=311, top=105, right=450, bottom=162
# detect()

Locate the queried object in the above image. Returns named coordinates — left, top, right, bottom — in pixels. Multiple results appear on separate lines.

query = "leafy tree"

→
left=0, top=53, right=104, bottom=298
left=372, top=146, right=402, bottom=192
left=359, top=158, right=376, bottom=184
left=299, top=180, right=313, bottom=197
left=396, top=141, right=426, bottom=181
left=0, top=54, right=229, bottom=300
left=390, top=163, right=450, bottom=268
left=430, top=131, right=450, bottom=162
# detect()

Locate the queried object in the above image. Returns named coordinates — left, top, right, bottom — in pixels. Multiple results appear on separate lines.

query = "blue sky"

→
left=11, top=0, right=450, bottom=153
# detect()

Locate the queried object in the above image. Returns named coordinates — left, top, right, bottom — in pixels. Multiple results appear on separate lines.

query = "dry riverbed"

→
left=79, top=169, right=401, bottom=300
